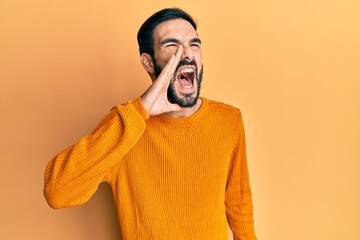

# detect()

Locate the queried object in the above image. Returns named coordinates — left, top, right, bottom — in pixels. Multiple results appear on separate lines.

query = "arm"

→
left=44, top=46, right=184, bottom=209
left=44, top=99, right=148, bottom=209
left=225, top=112, right=257, bottom=240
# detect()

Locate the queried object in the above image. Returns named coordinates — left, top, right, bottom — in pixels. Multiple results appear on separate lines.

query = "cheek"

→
left=167, top=46, right=178, bottom=55
left=155, top=48, right=178, bottom=66
left=195, top=54, right=202, bottom=68
left=194, top=48, right=202, bottom=60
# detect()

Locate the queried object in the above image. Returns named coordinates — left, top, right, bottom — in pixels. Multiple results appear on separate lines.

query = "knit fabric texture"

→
left=44, top=97, right=256, bottom=240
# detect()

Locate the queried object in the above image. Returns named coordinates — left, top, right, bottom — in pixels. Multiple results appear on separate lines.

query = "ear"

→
left=140, top=53, right=155, bottom=74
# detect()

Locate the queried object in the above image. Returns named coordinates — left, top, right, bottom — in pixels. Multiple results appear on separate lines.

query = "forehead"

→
left=153, top=19, right=198, bottom=44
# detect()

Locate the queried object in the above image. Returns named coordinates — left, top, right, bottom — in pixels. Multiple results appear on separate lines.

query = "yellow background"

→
left=1, top=0, right=359, bottom=239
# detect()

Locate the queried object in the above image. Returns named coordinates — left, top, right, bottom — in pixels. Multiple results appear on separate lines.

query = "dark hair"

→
left=137, top=8, right=197, bottom=56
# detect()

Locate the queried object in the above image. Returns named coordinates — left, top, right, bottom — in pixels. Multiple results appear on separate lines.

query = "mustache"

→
left=175, top=59, right=197, bottom=71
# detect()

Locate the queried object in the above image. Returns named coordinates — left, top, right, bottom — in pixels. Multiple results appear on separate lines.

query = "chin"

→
left=168, top=90, right=199, bottom=108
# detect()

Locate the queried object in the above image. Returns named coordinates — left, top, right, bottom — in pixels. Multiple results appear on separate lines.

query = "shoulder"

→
left=203, top=98, right=243, bottom=120
left=202, top=97, right=244, bottom=135
left=202, top=98, right=245, bottom=143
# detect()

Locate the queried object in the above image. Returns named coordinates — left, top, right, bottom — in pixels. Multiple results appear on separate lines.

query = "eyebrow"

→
left=160, top=37, right=202, bottom=46
left=190, top=38, right=202, bottom=44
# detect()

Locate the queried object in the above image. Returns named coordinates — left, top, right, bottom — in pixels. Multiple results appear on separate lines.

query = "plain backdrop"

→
left=1, top=0, right=359, bottom=239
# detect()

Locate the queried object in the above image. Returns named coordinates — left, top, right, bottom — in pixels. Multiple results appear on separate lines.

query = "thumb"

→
left=167, top=103, right=182, bottom=112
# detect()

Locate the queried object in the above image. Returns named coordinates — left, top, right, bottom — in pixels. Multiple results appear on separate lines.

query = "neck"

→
left=165, top=98, right=203, bottom=118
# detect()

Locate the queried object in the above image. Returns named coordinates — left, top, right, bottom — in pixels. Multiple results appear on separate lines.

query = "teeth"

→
left=180, top=68, right=194, bottom=73
left=183, top=84, right=193, bottom=89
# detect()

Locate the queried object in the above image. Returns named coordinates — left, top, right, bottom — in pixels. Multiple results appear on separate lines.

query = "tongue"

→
left=178, top=78, right=191, bottom=87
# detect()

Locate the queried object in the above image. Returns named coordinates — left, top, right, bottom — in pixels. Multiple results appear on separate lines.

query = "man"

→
left=44, top=8, right=257, bottom=240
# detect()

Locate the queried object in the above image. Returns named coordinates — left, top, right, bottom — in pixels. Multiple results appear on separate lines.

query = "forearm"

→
left=225, top=111, right=257, bottom=239
left=226, top=166, right=256, bottom=240
left=44, top=98, right=149, bottom=208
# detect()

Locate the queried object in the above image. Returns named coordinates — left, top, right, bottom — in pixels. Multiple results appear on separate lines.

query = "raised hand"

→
left=140, top=45, right=183, bottom=116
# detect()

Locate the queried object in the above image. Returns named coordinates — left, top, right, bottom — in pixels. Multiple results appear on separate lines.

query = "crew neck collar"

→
left=157, top=97, right=208, bottom=124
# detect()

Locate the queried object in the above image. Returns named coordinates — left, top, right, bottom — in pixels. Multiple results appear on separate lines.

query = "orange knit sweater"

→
left=44, top=97, right=256, bottom=240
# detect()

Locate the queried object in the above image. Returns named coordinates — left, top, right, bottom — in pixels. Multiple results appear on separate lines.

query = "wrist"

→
left=132, top=97, right=150, bottom=120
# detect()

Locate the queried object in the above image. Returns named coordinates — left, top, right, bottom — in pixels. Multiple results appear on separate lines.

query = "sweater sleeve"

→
left=225, top=111, right=257, bottom=240
left=44, top=98, right=149, bottom=209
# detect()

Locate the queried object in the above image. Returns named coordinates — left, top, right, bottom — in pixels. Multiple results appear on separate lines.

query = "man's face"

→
left=152, top=19, right=203, bottom=108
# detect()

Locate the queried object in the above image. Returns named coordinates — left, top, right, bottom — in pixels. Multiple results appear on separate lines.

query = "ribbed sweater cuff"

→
left=131, top=98, right=150, bottom=120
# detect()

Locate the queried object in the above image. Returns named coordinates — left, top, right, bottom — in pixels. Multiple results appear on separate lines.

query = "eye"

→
left=165, top=44, right=178, bottom=47
left=191, top=43, right=201, bottom=48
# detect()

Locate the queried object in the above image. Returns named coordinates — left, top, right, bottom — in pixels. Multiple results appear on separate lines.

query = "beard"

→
left=153, top=57, right=203, bottom=108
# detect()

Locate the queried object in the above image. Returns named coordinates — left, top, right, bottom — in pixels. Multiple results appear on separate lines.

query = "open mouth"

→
left=176, top=67, right=195, bottom=89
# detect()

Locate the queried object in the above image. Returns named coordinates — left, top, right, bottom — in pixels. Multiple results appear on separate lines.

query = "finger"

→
left=166, top=45, right=183, bottom=79
left=157, top=45, right=183, bottom=86
left=160, top=45, right=183, bottom=90
left=173, top=44, right=184, bottom=66
left=167, top=103, right=182, bottom=112
left=155, top=54, right=175, bottom=85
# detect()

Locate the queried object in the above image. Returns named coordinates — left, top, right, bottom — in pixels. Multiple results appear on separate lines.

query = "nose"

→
left=181, top=42, right=194, bottom=60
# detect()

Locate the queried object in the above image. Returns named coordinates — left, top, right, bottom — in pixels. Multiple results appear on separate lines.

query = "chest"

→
left=120, top=121, right=236, bottom=190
